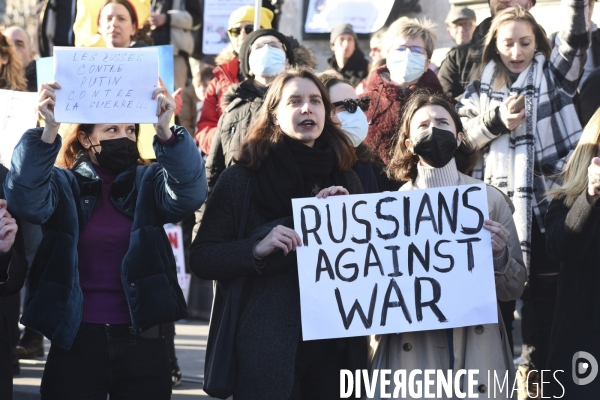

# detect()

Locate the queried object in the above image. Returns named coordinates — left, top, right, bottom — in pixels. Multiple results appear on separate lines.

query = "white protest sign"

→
left=203, top=0, right=254, bottom=55
left=292, top=184, right=498, bottom=341
left=164, top=223, right=191, bottom=303
left=0, top=90, right=38, bottom=168
left=53, top=47, right=159, bottom=123
left=304, top=0, right=394, bottom=34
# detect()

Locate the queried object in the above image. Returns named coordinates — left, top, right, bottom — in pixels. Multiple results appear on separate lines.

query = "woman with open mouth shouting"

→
left=190, top=67, right=368, bottom=399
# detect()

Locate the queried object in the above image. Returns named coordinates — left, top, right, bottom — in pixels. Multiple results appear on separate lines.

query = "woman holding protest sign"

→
left=365, top=92, right=526, bottom=398
left=544, top=108, right=600, bottom=397
left=3, top=79, right=207, bottom=399
left=190, top=67, right=368, bottom=399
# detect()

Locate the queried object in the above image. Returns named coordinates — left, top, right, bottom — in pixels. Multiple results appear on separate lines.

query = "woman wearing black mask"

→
left=3, top=81, right=207, bottom=399
left=365, top=93, right=526, bottom=398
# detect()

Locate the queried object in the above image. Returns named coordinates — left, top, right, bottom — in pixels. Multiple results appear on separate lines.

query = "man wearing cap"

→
left=446, top=7, right=476, bottom=47
left=195, top=6, right=274, bottom=156
left=327, top=22, right=369, bottom=88
left=438, top=0, right=535, bottom=98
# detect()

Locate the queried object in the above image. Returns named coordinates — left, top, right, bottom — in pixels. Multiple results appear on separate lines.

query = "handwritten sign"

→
left=292, top=184, right=498, bottom=341
left=0, top=90, right=38, bottom=168
left=53, top=47, right=159, bottom=123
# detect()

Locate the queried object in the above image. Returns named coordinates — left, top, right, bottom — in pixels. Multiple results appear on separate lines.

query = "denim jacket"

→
left=4, top=126, right=207, bottom=350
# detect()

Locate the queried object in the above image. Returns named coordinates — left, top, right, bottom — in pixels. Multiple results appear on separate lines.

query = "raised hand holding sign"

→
left=53, top=47, right=159, bottom=123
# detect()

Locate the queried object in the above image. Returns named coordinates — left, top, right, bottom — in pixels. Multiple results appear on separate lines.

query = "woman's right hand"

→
left=38, top=82, right=61, bottom=142
left=499, top=95, right=526, bottom=131
left=254, top=225, right=302, bottom=258
left=587, top=157, right=600, bottom=205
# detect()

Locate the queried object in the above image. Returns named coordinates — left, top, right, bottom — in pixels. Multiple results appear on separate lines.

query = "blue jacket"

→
left=4, top=126, right=207, bottom=350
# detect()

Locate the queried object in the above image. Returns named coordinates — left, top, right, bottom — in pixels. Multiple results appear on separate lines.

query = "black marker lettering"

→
left=335, top=284, right=377, bottom=330
left=376, top=197, right=399, bottom=240
left=300, top=205, right=322, bottom=246
left=351, top=201, right=371, bottom=244
left=433, top=240, right=454, bottom=273
left=415, top=277, right=447, bottom=322
left=460, top=187, right=484, bottom=234
left=380, top=278, right=412, bottom=326
left=456, top=237, right=481, bottom=272
left=335, top=248, right=359, bottom=282
left=326, top=203, right=347, bottom=243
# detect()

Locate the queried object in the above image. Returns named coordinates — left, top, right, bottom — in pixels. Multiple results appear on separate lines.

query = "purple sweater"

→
left=78, top=164, right=133, bottom=324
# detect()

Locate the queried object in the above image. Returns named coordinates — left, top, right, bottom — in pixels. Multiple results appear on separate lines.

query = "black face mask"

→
left=86, top=135, right=140, bottom=173
left=412, top=126, right=458, bottom=168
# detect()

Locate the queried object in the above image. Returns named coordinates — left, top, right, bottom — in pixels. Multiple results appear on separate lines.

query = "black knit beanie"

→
left=239, top=29, right=295, bottom=79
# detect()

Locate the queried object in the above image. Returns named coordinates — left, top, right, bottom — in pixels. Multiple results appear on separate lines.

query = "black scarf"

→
left=250, top=136, right=346, bottom=220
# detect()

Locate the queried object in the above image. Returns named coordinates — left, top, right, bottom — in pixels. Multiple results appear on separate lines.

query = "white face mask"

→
left=337, top=109, right=369, bottom=147
left=387, top=49, right=427, bottom=84
left=248, top=45, right=286, bottom=77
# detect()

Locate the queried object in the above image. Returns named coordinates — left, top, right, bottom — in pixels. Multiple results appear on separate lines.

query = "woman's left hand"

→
left=316, top=186, right=349, bottom=198
left=152, top=79, right=175, bottom=140
left=483, top=219, right=510, bottom=258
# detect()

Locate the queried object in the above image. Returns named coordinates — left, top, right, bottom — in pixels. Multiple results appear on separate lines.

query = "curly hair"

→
left=0, top=31, right=27, bottom=91
left=386, top=91, right=477, bottom=182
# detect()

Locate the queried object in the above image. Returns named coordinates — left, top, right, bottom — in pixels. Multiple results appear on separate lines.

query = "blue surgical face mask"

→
left=248, top=45, right=287, bottom=77
left=387, top=49, right=427, bottom=84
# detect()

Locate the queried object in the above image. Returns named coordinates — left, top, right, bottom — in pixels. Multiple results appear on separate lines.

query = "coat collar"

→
left=71, top=154, right=138, bottom=218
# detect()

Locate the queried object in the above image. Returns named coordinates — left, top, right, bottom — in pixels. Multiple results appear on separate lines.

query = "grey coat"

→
left=190, top=164, right=369, bottom=399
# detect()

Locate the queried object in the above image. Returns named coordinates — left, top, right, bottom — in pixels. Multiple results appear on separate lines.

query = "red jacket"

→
left=195, top=57, right=240, bottom=154
left=363, top=66, right=445, bottom=164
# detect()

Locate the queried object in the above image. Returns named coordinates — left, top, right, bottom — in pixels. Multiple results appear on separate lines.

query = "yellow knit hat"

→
left=227, top=6, right=274, bottom=40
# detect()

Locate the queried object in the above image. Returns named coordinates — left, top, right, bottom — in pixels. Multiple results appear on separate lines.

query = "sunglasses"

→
left=333, top=97, right=370, bottom=113
left=228, top=25, right=254, bottom=38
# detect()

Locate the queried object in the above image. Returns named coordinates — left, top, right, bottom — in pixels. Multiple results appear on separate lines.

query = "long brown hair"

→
left=0, top=31, right=26, bottom=91
left=476, top=5, right=551, bottom=89
left=236, top=67, right=356, bottom=171
left=57, top=123, right=146, bottom=169
left=387, top=91, right=477, bottom=182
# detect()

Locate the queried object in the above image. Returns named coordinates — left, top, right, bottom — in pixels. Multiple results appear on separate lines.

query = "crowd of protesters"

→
left=0, top=0, right=599, bottom=399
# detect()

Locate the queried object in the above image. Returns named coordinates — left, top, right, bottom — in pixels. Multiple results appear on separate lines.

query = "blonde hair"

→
left=548, top=109, right=600, bottom=207
left=0, top=31, right=26, bottom=91
left=477, top=6, right=551, bottom=89
left=384, top=16, right=437, bottom=59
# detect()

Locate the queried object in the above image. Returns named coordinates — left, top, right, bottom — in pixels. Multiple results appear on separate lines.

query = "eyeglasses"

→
left=228, top=25, right=254, bottom=38
left=252, top=41, right=284, bottom=51
left=394, top=45, right=427, bottom=56
left=333, top=97, right=370, bottom=113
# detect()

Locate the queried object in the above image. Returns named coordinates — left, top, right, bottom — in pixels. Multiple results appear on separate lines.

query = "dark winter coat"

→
left=545, top=192, right=600, bottom=397
left=438, top=17, right=492, bottom=99
left=363, top=66, right=445, bottom=164
left=327, top=47, right=370, bottom=88
left=0, top=164, right=27, bottom=400
left=190, top=164, right=368, bottom=399
left=3, top=127, right=207, bottom=351
left=205, top=80, right=267, bottom=193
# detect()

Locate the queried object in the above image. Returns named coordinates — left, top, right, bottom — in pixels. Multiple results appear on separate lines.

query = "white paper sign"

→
left=304, top=0, right=394, bottom=34
left=164, top=223, right=191, bottom=303
left=53, top=47, right=159, bottom=123
left=292, top=184, right=498, bottom=341
left=202, top=0, right=254, bottom=55
left=0, top=90, right=38, bottom=168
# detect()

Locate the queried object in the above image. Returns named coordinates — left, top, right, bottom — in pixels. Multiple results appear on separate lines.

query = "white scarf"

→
left=476, top=54, right=546, bottom=270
